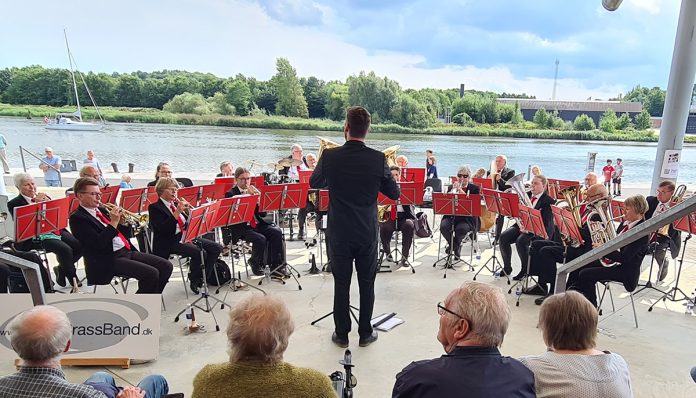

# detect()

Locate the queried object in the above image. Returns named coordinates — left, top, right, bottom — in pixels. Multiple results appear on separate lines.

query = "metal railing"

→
left=0, top=251, right=46, bottom=305
left=555, top=195, right=696, bottom=292
left=19, top=146, right=62, bottom=187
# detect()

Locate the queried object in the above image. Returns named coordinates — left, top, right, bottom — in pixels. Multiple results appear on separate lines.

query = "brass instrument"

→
left=656, top=184, right=687, bottom=236
left=241, top=184, right=261, bottom=196
left=378, top=205, right=391, bottom=223
left=102, top=202, right=149, bottom=233
left=490, top=158, right=498, bottom=188
left=317, top=136, right=341, bottom=161
left=556, top=185, right=583, bottom=248
left=506, top=173, right=534, bottom=208
left=382, top=145, right=400, bottom=168
left=586, top=196, right=617, bottom=248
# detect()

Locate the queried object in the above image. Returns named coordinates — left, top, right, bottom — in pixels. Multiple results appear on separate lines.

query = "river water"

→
left=3, top=116, right=694, bottom=184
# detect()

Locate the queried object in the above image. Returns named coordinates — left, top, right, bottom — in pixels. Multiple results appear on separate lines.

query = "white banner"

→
left=0, top=294, right=161, bottom=361
left=660, top=149, right=681, bottom=179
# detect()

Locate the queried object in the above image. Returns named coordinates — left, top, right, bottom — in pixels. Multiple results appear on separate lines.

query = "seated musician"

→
left=487, top=154, right=515, bottom=240
left=70, top=177, right=173, bottom=294
left=498, top=175, right=556, bottom=278
left=64, top=165, right=105, bottom=195
left=147, top=162, right=192, bottom=187
left=576, top=194, right=650, bottom=307
left=148, top=177, right=222, bottom=294
left=297, top=153, right=318, bottom=240
left=646, top=181, right=682, bottom=281
left=224, top=167, right=285, bottom=276
left=280, top=144, right=309, bottom=182
left=524, top=183, right=607, bottom=305
left=396, top=155, right=408, bottom=168
left=439, top=166, right=480, bottom=259
left=380, top=166, right=416, bottom=266
left=305, top=153, right=317, bottom=170
left=584, top=172, right=598, bottom=189
left=8, top=172, right=82, bottom=289
left=217, top=161, right=234, bottom=177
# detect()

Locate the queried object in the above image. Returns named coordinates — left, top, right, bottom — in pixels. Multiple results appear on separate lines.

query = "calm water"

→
left=3, top=116, right=694, bottom=184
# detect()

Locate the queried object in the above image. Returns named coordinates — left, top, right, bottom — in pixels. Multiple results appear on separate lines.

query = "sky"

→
left=0, top=0, right=681, bottom=100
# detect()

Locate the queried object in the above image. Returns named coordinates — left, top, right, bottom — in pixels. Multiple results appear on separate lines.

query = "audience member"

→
left=396, top=155, right=408, bottom=168
left=192, top=295, right=334, bottom=398
left=392, top=282, right=535, bottom=397
left=520, top=291, right=633, bottom=397
left=120, top=174, right=133, bottom=188
left=39, top=147, right=62, bottom=187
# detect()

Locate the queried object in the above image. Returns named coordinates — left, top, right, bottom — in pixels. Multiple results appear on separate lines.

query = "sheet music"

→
left=370, top=312, right=404, bottom=331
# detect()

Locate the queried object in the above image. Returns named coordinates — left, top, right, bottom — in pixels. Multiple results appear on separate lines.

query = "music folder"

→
left=259, top=183, right=309, bottom=212
left=211, top=195, right=258, bottom=229
left=552, top=205, right=584, bottom=246
left=432, top=193, right=481, bottom=217
left=181, top=201, right=220, bottom=244
left=518, top=205, right=547, bottom=239
left=14, top=198, right=70, bottom=242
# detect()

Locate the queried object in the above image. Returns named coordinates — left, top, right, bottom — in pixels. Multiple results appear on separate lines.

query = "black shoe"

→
left=251, top=267, right=264, bottom=276
left=297, top=230, right=305, bottom=240
left=658, top=260, right=669, bottom=282
left=523, top=284, right=546, bottom=296
left=535, top=295, right=550, bottom=306
left=512, top=271, right=527, bottom=281
left=332, top=332, right=349, bottom=348
left=53, top=266, right=66, bottom=288
left=359, top=331, right=378, bottom=347
left=189, top=280, right=200, bottom=295
left=324, top=262, right=332, bottom=273
left=399, top=257, right=409, bottom=268
left=500, top=268, right=513, bottom=277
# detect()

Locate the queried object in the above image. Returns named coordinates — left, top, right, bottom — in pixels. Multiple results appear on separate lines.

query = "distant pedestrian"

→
left=601, top=159, right=614, bottom=193
left=39, top=147, right=62, bottom=187
left=613, top=158, right=624, bottom=196
left=120, top=174, right=133, bottom=188
left=0, top=133, right=9, bottom=174
left=425, top=149, right=433, bottom=168
left=427, top=156, right=438, bottom=179
left=83, top=150, right=106, bottom=186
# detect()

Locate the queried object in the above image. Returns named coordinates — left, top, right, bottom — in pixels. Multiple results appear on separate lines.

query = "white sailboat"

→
left=45, top=29, right=104, bottom=131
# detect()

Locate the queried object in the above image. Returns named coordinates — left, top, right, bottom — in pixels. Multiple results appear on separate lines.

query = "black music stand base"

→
left=311, top=305, right=360, bottom=326
left=508, top=241, right=545, bottom=307
left=259, top=263, right=303, bottom=290
left=432, top=225, right=467, bottom=279
left=649, top=235, right=693, bottom=312
left=473, top=242, right=510, bottom=285
left=634, top=242, right=669, bottom=296
left=220, top=243, right=266, bottom=301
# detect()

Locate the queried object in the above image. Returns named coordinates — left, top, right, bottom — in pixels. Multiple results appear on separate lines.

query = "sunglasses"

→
left=457, top=174, right=469, bottom=178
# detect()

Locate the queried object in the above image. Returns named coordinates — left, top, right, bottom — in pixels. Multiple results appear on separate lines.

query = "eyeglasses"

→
left=656, top=189, right=672, bottom=195
left=79, top=191, right=102, bottom=197
left=437, top=302, right=465, bottom=319
left=457, top=174, right=469, bottom=178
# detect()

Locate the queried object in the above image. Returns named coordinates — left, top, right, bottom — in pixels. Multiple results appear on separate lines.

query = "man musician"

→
left=148, top=177, right=222, bottom=294
left=525, top=183, right=607, bottom=304
left=223, top=167, right=285, bottom=277
left=439, top=166, right=480, bottom=260
left=280, top=144, right=309, bottom=182
left=487, top=154, right=515, bottom=239
left=70, top=177, right=172, bottom=294
left=379, top=165, right=416, bottom=267
left=498, top=175, right=556, bottom=279
left=646, top=180, right=682, bottom=281
left=8, top=172, right=82, bottom=289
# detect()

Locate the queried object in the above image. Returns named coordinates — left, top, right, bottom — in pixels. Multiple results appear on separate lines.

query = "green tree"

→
left=272, top=58, right=308, bottom=118
left=533, top=108, right=550, bottom=128
left=391, top=93, right=434, bottom=128
left=162, top=92, right=210, bottom=115
left=573, top=114, right=596, bottom=131
left=510, top=101, right=524, bottom=125
left=599, top=109, right=618, bottom=133
left=324, top=82, right=349, bottom=120
left=225, top=78, right=252, bottom=116
left=634, top=109, right=651, bottom=130
left=249, top=79, right=277, bottom=114
left=114, top=74, right=144, bottom=107
left=498, top=103, right=516, bottom=123
left=452, top=112, right=474, bottom=126
left=300, top=76, right=326, bottom=118
left=346, top=71, right=400, bottom=123
left=616, top=112, right=632, bottom=130
left=208, top=92, right=235, bottom=115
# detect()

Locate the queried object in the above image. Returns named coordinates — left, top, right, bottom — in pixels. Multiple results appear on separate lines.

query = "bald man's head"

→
left=8, top=306, right=72, bottom=363
left=584, top=172, right=598, bottom=187
left=586, top=183, right=608, bottom=202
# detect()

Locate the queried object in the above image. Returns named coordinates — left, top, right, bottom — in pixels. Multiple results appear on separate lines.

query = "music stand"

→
left=258, top=183, right=307, bottom=289
left=648, top=212, right=696, bottom=311
left=173, top=201, right=226, bottom=332
left=610, top=199, right=626, bottom=223
left=548, top=178, right=580, bottom=200
left=431, top=193, right=481, bottom=278
left=214, top=177, right=236, bottom=193
left=400, top=168, right=426, bottom=183
left=298, top=170, right=313, bottom=184
left=475, top=189, right=517, bottom=283
left=508, top=205, right=548, bottom=306
left=211, top=196, right=266, bottom=298
left=100, top=185, right=120, bottom=205
left=472, top=178, right=493, bottom=190
left=14, top=198, right=70, bottom=289
left=66, top=193, right=80, bottom=214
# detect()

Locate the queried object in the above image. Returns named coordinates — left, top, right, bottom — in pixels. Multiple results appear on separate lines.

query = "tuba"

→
left=656, top=184, right=687, bottom=236
left=555, top=185, right=583, bottom=247
left=382, top=145, right=400, bottom=167
left=316, top=136, right=341, bottom=161
left=506, top=173, right=533, bottom=208
left=377, top=205, right=391, bottom=223
left=586, top=196, right=617, bottom=248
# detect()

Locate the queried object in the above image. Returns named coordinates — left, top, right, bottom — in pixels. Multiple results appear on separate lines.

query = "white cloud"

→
left=626, top=0, right=663, bottom=15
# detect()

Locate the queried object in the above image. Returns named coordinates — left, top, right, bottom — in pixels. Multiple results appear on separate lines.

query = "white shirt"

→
left=530, top=193, right=543, bottom=208
left=160, top=198, right=186, bottom=234
left=287, top=162, right=309, bottom=181
left=654, top=201, right=670, bottom=216
left=82, top=205, right=125, bottom=252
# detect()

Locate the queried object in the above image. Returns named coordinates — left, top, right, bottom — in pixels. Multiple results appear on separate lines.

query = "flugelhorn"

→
left=241, top=184, right=261, bottom=196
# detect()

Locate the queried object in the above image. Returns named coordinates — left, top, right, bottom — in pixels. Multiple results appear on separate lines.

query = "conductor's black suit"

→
left=310, top=140, right=400, bottom=341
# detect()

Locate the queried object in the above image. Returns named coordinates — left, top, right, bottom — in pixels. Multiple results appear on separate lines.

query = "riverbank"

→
left=3, top=103, right=691, bottom=143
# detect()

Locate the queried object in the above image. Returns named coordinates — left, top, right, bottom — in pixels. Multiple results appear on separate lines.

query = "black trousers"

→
left=113, top=249, right=173, bottom=294
left=380, top=217, right=415, bottom=257
left=317, top=213, right=332, bottom=262
left=297, top=200, right=316, bottom=234
left=439, top=217, right=475, bottom=254
left=168, top=236, right=221, bottom=282
left=40, top=230, right=82, bottom=280
left=0, top=250, right=52, bottom=293
left=331, top=239, right=378, bottom=339
left=577, top=262, right=621, bottom=307
left=495, top=214, right=506, bottom=238
left=255, top=223, right=284, bottom=266
left=530, top=240, right=588, bottom=293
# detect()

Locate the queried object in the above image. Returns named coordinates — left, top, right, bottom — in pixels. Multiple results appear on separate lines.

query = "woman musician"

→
left=498, top=175, right=556, bottom=279
left=379, top=166, right=416, bottom=267
left=439, top=166, right=480, bottom=259
left=222, top=167, right=285, bottom=277
left=69, top=177, right=172, bottom=294
left=148, top=177, right=222, bottom=294
left=576, top=194, right=650, bottom=307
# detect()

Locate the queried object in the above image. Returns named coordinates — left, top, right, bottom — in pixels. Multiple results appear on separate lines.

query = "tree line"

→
left=0, top=58, right=665, bottom=129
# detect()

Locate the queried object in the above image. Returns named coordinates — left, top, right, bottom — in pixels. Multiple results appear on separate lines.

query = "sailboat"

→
left=45, top=29, right=105, bottom=131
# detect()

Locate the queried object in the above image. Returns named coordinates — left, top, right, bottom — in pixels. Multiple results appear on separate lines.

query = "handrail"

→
left=0, top=251, right=46, bottom=305
left=555, top=195, right=696, bottom=292
left=19, top=146, right=62, bottom=187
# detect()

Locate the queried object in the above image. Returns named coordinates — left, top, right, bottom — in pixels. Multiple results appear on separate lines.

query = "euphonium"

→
left=382, top=145, right=400, bottom=168
left=556, top=185, right=583, bottom=248
left=316, top=136, right=341, bottom=161
left=506, top=173, right=533, bottom=207
left=586, top=196, right=617, bottom=247
left=656, top=184, right=687, bottom=236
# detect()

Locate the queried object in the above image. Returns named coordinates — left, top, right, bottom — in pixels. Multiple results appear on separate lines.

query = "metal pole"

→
left=20, top=145, right=26, bottom=172
left=651, top=0, right=696, bottom=193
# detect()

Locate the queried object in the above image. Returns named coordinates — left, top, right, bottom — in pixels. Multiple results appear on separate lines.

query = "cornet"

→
left=102, top=202, right=149, bottom=232
left=241, top=184, right=261, bottom=196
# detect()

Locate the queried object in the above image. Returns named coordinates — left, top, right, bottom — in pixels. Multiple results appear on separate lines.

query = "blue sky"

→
left=0, top=0, right=680, bottom=100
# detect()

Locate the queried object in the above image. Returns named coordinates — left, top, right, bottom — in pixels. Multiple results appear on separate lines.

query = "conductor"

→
left=310, top=106, right=400, bottom=348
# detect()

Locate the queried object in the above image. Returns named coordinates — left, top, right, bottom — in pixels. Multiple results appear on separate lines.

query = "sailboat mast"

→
left=63, top=29, right=82, bottom=122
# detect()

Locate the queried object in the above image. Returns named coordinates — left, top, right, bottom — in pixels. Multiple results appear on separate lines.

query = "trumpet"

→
left=102, top=202, right=149, bottom=232
left=241, top=184, right=261, bottom=196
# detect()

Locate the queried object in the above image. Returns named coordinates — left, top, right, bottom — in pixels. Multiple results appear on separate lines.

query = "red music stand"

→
left=250, top=176, right=265, bottom=187
left=478, top=189, right=518, bottom=282
left=401, top=168, right=426, bottom=183
left=14, top=198, right=70, bottom=242
left=432, top=192, right=481, bottom=276
left=472, top=178, right=493, bottom=190
left=101, top=185, right=120, bottom=205
left=177, top=185, right=204, bottom=208
left=66, top=193, right=80, bottom=214
left=259, top=183, right=309, bottom=212
left=119, top=187, right=159, bottom=214
left=377, top=192, right=397, bottom=205
left=610, top=199, right=626, bottom=223
left=214, top=177, right=236, bottom=193
left=518, top=205, right=548, bottom=240
left=552, top=206, right=584, bottom=247
left=317, top=190, right=329, bottom=212
left=548, top=178, right=580, bottom=200
left=298, top=170, right=313, bottom=184
left=398, top=181, right=423, bottom=206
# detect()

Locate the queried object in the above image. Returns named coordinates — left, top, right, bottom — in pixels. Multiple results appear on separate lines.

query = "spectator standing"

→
left=39, top=147, right=61, bottom=187
left=83, top=150, right=106, bottom=186
left=613, top=158, right=624, bottom=196
left=0, top=133, right=10, bottom=173
left=426, top=156, right=438, bottom=179
left=601, top=159, right=614, bottom=193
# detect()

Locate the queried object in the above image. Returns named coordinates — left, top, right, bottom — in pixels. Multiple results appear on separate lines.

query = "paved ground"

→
left=1, top=177, right=695, bottom=397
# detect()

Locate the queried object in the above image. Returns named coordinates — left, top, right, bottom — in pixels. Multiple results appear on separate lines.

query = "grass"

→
left=2, top=102, right=693, bottom=143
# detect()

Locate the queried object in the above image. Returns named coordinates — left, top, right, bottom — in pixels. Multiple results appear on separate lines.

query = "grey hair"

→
left=8, top=305, right=72, bottom=362
left=227, top=294, right=294, bottom=363
left=457, top=165, right=472, bottom=176
left=446, top=282, right=511, bottom=347
left=291, top=144, right=302, bottom=152
left=219, top=161, right=231, bottom=171
left=79, top=165, right=98, bottom=177
left=13, top=172, right=33, bottom=189
left=305, top=153, right=316, bottom=160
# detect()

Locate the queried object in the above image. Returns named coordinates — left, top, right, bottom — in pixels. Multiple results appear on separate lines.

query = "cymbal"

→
left=246, top=160, right=264, bottom=167
left=289, top=159, right=303, bottom=167
left=267, top=162, right=285, bottom=171
left=277, top=158, right=293, bottom=167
